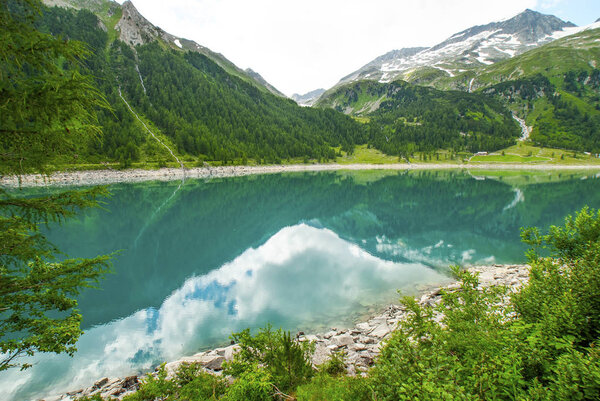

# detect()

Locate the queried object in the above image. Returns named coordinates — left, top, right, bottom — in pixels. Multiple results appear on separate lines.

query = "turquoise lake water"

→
left=2, top=170, right=600, bottom=400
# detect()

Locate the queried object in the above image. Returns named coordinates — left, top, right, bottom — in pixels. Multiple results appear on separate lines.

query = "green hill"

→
left=37, top=2, right=365, bottom=167
left=317, top=80, right=520, bottom=157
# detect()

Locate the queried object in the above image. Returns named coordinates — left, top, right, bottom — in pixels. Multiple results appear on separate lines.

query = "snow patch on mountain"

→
left=334, top=9, right=576, bottom=88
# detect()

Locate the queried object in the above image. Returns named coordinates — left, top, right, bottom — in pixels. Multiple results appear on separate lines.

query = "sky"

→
left=116, top=0, right=600, bottom=96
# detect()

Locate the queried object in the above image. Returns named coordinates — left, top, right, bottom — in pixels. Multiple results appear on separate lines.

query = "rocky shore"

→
left=46, top=264, right=530, bottom=401
left=3, top=163, right=600, bottom=188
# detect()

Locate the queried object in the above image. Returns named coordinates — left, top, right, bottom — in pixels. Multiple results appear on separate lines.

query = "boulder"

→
left=369, top=322, right=391, bottom=338
left=199, top=354, right=226, bottom=371
left=332, top=334, right=355, bottom=347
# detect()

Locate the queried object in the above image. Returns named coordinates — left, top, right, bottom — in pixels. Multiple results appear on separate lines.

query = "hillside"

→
left=318, top=80, right=519, bottom=157
left=318, top=19, right=600, bottom=155
left=37, top=1, right=366, bottom=166
left=470, top=24, right=600, bottom=152
left=42, top=0, right=284, bottom=97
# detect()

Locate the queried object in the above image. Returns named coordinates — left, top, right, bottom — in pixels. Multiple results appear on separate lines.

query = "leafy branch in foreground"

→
left=0, top=187, right=112, bottom=371
left=1, top=0, right=112, bottom=371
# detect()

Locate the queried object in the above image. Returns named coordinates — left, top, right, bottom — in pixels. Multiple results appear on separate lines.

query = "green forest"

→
left=483, top=73, right=600, bottom=152
left=35, top=5, right=365, bottom=166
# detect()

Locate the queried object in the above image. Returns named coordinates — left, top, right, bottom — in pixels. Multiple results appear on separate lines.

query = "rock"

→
left=302, top=334, right=319, bottom=343
left=359, top=354, right=374, bottom=367
left=222, top=344, right=239, bottom=361
left=323, top=330, right=337, bottom=339
left=355, top=322, right=371, bottom=332
left=313, top=343, right=332, bottom=365
left=199, top=355, right=226, bottom=371
left=349, top=342, right=368, bottom=351
left=369, top=322, right=391, bottom=338
left=93, top=377, right=109, bottom=389
left=327, top=344, right=340, bottom=351
left=360, top=335, right=375, bottom=344
left=332, top=334, right=355, bottom=347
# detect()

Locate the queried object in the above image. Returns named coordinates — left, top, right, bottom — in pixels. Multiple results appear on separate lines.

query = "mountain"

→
left=317, top=20, right=600, bottom=154
left=42, top=0, right=285, bottom=97
left=244, top=68, right=286, bottom=97
left=36, top=1, right=365, bottom=166
left=334, top=9, right=575, bottom=90
left=474, top=23, right=600, bottom=152
left=317, top=80, right=519, bottom=156
left=291, top=89, right=326, bottom=106
left=462, top=20, right=600, bottom=90
left=338, top=47, right=428, bottom=84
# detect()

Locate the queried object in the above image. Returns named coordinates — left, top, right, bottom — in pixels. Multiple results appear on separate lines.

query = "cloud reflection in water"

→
left=1, top=224, right=449, bottom=400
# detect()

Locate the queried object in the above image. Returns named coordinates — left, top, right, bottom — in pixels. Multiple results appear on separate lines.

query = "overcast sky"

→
left=116, top=0, right=600, bottom=96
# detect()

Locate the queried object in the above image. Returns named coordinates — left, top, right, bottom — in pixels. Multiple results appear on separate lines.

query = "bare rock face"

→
left=115, top=1, right=176, bottom=47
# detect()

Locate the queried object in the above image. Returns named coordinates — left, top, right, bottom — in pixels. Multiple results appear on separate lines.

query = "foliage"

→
left=223, top=367, right=273, bottom=401
left=0, top=0, right=109, bottom=175
left=319, top=80, right=520, bottom=157
left=121, top=363, right=227, bottom=401
left=517, top=207, right=600, bottom=349
left=367, top=207, right=600, bottom=400
left=370, top=267, right=525, bottom=400
left=0, top=0, right=111, bottom=371
left=224, top=325, right=315, bottom=394
left=295, top=373, right=373, bottom=401
left=32, top=4, right=366, bottom=166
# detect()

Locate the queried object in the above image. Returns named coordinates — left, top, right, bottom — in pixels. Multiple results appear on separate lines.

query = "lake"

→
left=2, top=169, right=600, bottom=400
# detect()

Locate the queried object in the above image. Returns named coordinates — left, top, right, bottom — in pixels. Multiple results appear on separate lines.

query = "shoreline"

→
left=3, top=163, right=600, bottom=187
left=49, top=264, right=530, bottom=401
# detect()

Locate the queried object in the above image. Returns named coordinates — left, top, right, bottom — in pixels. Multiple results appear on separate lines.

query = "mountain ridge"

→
left=332, top=9, right=576, bottom=91
left=42, top=0, right=286, bottom=97
left=291, top=88, right=326, bottom=106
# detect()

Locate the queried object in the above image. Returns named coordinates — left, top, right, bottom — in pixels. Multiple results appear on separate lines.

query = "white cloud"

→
left=117, top=0, right=537, bottom=95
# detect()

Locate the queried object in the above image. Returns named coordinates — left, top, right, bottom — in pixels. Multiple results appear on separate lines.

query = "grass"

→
left=470, top=154, right=549, bottom=163
left=335, top=144, right=403, bottom=164
left=50, top=142, right=600, bottom=173
left=470, top=143, right=600, bottom=165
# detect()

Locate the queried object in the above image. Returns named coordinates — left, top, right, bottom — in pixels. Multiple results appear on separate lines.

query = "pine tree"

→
left=0, top=0, right=111, bottom=371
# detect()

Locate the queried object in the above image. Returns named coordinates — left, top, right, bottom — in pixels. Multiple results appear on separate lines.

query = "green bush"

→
left=296, top=373, right=373, bottom=401
left=121, top=362, right=226, bottom=401
left=223, top=367, right=273, bottom=401
left=223, top=325, right=314, bottom=394
left=368, top=207, right=600, bottom=400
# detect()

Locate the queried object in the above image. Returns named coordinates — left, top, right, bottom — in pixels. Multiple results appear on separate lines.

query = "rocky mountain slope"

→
left=36, top=1, right=365, bottom=166
left=42, top=0, right=284, bottom=97
left=291, top=88, right=326, bottom=106
left=333, top=9, right=575, bottom=91
left=317, top=20, right=600, bottom=154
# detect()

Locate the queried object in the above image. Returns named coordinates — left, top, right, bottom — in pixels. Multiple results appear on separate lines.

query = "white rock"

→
left=355, top=322, right=371, bottom=332
left=332, top=334, right=355, bottom=347
left=369, top=322, right=391, bottom=338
